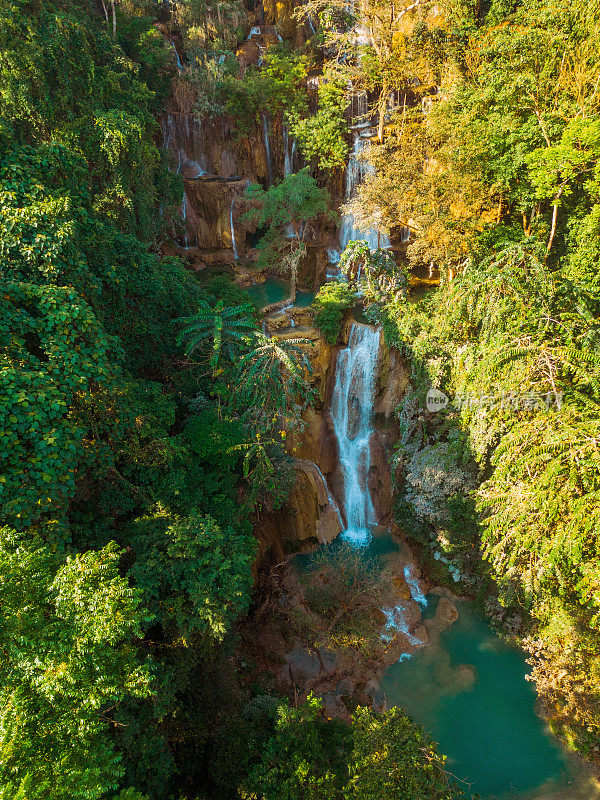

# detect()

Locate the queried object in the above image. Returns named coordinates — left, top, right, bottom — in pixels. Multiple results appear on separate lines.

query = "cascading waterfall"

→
left=404, top=564, right=427, bottom=607
left=326, top=248, right=341, bottom=283
left=262, top=114, right=273, bottom=186
left=170, top=41, right=183, bottom=72
left=283, top=125, right=296, bottom=177
left=328, top=322, right=426, bottom=650
left=230, top=198, right=238, bottom=259
left=181, top=191, right=189, bottom=247
left=330, top=322, right=380, bottom=546
left=339, top=131, right=391, bottom=252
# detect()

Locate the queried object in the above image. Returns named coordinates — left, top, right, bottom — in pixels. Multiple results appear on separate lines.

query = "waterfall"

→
left=404, top=564, right=427, bottom=607
left=262, top=114, right=273, bottom=186
left=328, top=324, right=425, bottom=652
left=330, top=323, right=380, bottom=546
left=230, top=198, right=238, bottom=259
left=181, top=191, right=189, bottom=247
left=326, top=248, right=341, bottom=283
left=170, top=41, right=183, bottom=72
left=339, top=130, right=390, bottom=252
left=381, top=605, right=423, bottom=646
left=283, top=125, right=296, bottom=177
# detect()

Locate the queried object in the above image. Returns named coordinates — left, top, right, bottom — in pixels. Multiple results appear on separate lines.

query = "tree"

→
left=290, top=77, right=349, bottom=174
left=176, top=299, right=256, bottom=375
left=244, top=168, right=332, bottom=303
left=233, top=331, right=313, bottom=434
left=0, top=529, right=151, bottom=800
left=339, top=240, right=408, bottom=303
left=241, top=695, right=348, bottom=800
left=128, top=509, right=255, bottom=641
left=345, top=706, right=465, bottom=800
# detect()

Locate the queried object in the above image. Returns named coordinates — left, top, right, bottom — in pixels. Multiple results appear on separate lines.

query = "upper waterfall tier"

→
left=339, top=130, right=390, bottom=251
left=330, top=322, right=380, bottom=546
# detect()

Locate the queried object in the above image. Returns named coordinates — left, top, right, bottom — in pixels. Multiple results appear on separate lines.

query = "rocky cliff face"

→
left=256, top=458, right=343, bottom=559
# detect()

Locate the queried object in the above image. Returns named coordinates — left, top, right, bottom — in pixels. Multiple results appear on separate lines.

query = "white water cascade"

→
left=404, top=564, right=427, bottom=607
left=328, top=323, right=426, bottom=652
left=181, top=191, right=189, bottom=247
left=283, top=125, right=296, bottom=177
left=230, top=198, right=238, bottom=259
left=330, top=323, right=380, bottom=546
left=339, top=131, right=391, bottom=252
left=262, top=114, right=273, bottom=186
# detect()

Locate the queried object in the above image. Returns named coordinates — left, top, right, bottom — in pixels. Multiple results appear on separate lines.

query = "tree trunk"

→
left=100, top=0, right=109, bottom=26
left=290, top=257, right=297, bottom=304
left=111, top=0, right=116, bottom=38
left=378, top=85, right=387, bottom=144
left=546, top=188, right=564, bottom=256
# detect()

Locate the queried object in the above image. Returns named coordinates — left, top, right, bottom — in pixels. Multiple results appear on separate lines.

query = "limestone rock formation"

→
left=254, top=458, right=343, bottom=555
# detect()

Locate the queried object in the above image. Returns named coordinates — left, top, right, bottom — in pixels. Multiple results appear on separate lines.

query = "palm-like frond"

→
left=233, top=332, right=313, bottom=433
left=176, top=300, right=256, bottom=373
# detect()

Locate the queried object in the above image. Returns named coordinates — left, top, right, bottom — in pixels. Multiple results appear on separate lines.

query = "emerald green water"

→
left=380, top=596, right=595, bottom=799
left=296, top=532, right=598, bottom=800
left=246, top=277, right=314, bottom=308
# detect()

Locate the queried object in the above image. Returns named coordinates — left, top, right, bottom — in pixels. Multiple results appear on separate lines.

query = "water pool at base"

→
left=246, top=277, right=314, bottom=308
left=297, top=530, right=598, bottom=800
left=380, top=596, right=598, bottom=800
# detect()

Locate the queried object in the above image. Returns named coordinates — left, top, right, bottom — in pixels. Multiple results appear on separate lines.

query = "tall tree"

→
left=245, top=168, right=332, bottom=303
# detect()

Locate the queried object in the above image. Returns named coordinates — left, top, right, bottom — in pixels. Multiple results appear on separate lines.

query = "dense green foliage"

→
left=240, top=696, right=466, bottom=800
left=289, top=76, right=349, bottom=174
left=0, top=1, right=307, bottom=797
left=4, top=0, right=600, bottom=795
left=0, top=528, right=150, bottom=799
left=313, top=281, right=357, bottom=343
left=333, top=0, right=600, bottom=755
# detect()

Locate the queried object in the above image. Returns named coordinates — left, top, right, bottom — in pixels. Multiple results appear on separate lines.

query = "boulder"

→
left=434, top=596, right=459, bottom=627
left=256, top=458, right=343, bottom=550
left=266, top=312, right=291, bottom=331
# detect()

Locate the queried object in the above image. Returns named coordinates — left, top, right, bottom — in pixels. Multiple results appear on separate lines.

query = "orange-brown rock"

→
left=368, top=434, right=393, bottom=523
left=183, top=177, right=246, bottom=250
left=255, top=458, right=343, bottom=551
left=375, top=336, right=409, bottom=419
left=236, top=39, right=261, bottom=71
left=290, top=407, right=338, bottom=475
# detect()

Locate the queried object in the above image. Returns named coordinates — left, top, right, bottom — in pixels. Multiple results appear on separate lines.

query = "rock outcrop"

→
left=255, top=458, right=343, bottom=556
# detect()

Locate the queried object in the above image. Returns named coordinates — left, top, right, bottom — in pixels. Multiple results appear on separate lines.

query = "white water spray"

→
left=181, top=191, right=189, bottom=247
left=283, top=126, right=296, bottom=177
left=339, top=131, right=390, bottom=252
left=262, top=115, right=273, bottom=186
left=381, top=605, right=423, bottom=646
left=404, top=564, right=427, bottom=607
left=230, top=198, right=238, bottom=259
left=330, top=323, right=380, bottom=546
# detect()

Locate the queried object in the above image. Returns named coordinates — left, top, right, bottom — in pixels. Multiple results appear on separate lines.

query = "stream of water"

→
left=321, top=323, right=599, bottom=800
left=330, top=323, right=380, bottom=545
